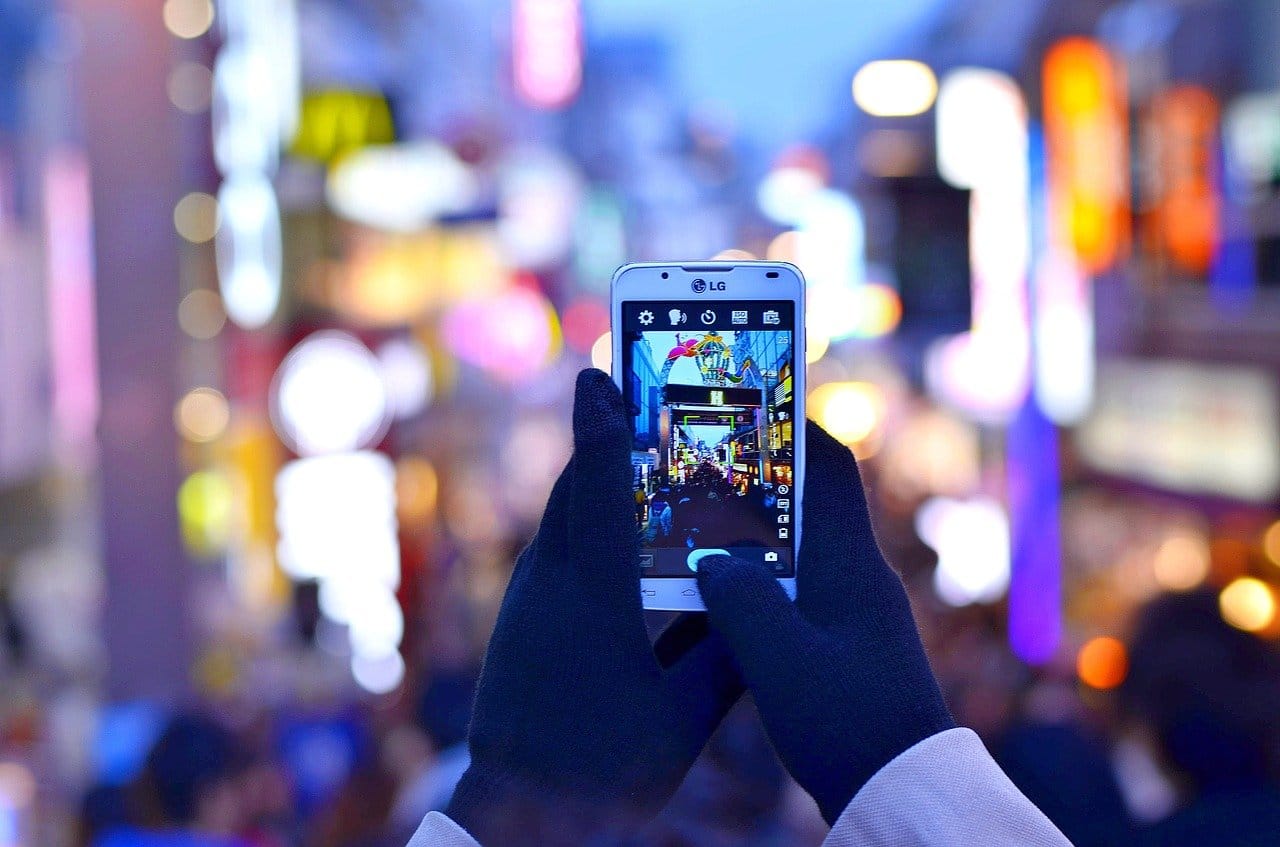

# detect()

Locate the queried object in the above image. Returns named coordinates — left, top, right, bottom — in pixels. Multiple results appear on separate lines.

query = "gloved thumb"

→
left=695, top=555, right=811, bottom=681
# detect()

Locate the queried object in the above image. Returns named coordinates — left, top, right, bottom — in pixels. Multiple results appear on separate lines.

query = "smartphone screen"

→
left=621, top=300, right=797, bottom=577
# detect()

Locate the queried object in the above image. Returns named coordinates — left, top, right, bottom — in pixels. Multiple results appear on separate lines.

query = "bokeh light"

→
left=1077, top=636, right=1128, bottom=689
left=590, top=331, right=612, bottom=372
left=177, top=469, right=234, bottom=555
left=496, top=146, right=583, bottom=268
left=936, top=68, right=1025, bottom=190
left=443, top=470, right=505, bottom=546
left=757, top=169, right=824, bottom=225
left=173, top=192, right=219, bottom=243
left=395, top=457, right=439, bottom=524
left=512, top=0, right=582, bottom=109
left=174, top=387, right=230, bottom=443
left=561, top=298, right=610, bottom=353
left=326, top=141, right=477, bottom=233
left=322, top=579, right=403, bottom=656
left=215, top=174, right=282, bottom=329
left=441, top=287, right=562, bottom=382
left=1219, top=577, right=1277, bottom=632
left=924, top=331, right=1032, bottom=426
left=805, top=329, right=829, bottom=365
left=276, top=449, right=403, bottom=696
left=271, top=332, right=390, bottom=456
left=766, top=230, right=802, bottom=262
left=1262, top=519, right=1280, bottom=567
left=377, top=337, right=433, bottom=420
left=320, top=232, right=506, bottom=327
left=351, top=649, right=405, bottom=695
left=852, top=60, right=938, bottom=117
left=808, top=381, right=886, bottom=446
left=177, top=289, right=227, bottom=340
left=880, top=409, right=980, bottom=499
left=794, top=191, right=868, bottom=339
left=163, top=0, right=214, bottom=39
left=851, top=282, right=903, bottom=338
left=1152, top=532, right=1211, bottom=591
left=711, top=249, right=758, bottom=261
left=1042, top=37, right=1128, bottom=272
left=167, top=62, right=213, bottom=114
left=276, top=452, right=399, bottom=585
left=916, top=496, right=1011, bottom=606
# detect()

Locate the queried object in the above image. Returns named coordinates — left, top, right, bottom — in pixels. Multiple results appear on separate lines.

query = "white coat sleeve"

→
left=822, top=727, right=1074, bottom=847
left=405, top=811, right=481, bottom=847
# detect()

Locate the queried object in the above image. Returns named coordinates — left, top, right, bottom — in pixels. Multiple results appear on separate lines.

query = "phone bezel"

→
left=611, top=261, right=804, bottom=611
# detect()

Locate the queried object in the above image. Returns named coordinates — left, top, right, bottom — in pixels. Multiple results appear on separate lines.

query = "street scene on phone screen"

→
left=625, top=315, right=795, bottom=556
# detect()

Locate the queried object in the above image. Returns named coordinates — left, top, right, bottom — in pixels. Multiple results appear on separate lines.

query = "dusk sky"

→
left=587, top=0, right=946, bottom=154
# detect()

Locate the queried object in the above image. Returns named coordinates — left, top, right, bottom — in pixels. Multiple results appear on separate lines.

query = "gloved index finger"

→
left=528, top=458, right=573, bottom=565
left=565, top=369, right=647, bottom=623
left=795, top=420, right=879, bottom=626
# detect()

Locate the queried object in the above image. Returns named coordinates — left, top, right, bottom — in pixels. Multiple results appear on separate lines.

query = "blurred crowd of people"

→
left=66, top=562, right=1280, bottom=847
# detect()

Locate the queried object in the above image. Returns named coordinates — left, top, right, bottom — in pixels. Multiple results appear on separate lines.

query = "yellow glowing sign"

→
left=178, top=469, right=233, bottom=556
left=1043, top=38, right=1129, bottom=271
left=291, top=90, right=394, bottom=163
left=311, top=227, right=507, bottom=327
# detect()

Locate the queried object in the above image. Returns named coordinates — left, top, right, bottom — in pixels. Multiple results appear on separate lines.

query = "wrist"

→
left=443, top=764, right=506, bottom=831
left=812, top=703, right=956, bottom=825
left=445, top=764, right=644, bottom=845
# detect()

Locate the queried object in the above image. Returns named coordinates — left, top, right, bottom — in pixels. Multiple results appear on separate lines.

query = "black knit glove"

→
left=695, top=420, right=954, bottom=825
left=446, top=370, right=743, bottom=844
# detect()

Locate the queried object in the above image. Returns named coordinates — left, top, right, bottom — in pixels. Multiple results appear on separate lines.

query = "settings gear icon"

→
left=638, top=309, right=655, bottom=326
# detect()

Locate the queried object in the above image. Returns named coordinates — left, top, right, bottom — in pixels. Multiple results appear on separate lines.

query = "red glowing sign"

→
left=1145, top=86, right=1220, bottom=275
left=513, top=0, right=582, bottom=110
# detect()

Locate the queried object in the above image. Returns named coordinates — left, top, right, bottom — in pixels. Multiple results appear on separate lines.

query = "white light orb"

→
left=271, top=331, right=389, bottom=456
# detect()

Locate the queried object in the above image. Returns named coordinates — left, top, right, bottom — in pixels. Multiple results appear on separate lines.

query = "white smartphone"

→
left=611, top=261, right=805, bottom=611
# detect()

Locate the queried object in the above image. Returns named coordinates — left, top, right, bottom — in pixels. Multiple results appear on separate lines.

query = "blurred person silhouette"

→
left=995, top=693, right=1133, bottom=847
left=405, top=370, right=1073, bottom=846
left=637, top=699, right=796, bottom=846
left=390, top=665, right=481, bottom=833
left=97, top=714, right=250, bottom=847
left=310, top=761, right=400, bottom=847
left=1119, top=590, right=1280, bottom=847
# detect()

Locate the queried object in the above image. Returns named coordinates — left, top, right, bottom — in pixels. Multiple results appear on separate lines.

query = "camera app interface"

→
left=622, top=301, right=796, bottom=577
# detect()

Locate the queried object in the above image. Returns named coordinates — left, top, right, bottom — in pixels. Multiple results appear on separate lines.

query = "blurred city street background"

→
left=2, top=0, right=1280, bottom=844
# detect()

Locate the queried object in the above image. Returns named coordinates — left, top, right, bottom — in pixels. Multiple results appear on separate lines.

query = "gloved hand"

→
left=695, top=420, right=954, bottom=825
left=446, top=369, right=743, bottom=844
